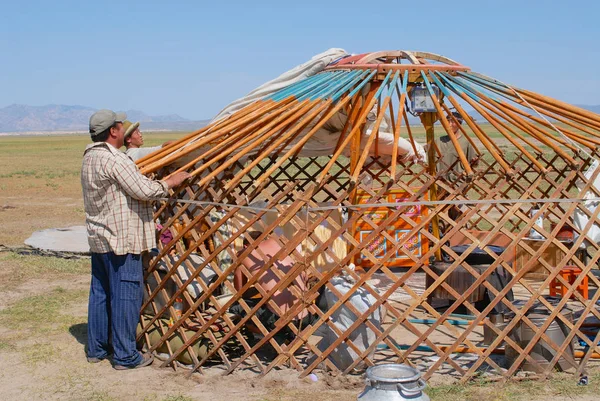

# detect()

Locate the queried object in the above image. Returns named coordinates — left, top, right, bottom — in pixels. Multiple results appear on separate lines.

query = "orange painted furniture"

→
left=549, top=266, right=588, bottom=300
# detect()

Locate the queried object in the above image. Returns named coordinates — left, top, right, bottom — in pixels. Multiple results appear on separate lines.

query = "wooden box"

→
left=354, top=188, right=429, bottom=268
left=514, top=239, right=566, bottom=279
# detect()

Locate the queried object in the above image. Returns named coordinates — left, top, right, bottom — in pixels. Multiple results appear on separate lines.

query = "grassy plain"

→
left=0, top=128, right=598, bottom=400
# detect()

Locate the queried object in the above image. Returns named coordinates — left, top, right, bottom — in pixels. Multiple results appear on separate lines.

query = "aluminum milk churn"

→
left=357, top=364, right=430, bottom=401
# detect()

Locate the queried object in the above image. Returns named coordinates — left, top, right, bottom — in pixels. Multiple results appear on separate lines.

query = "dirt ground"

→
left=1, top=133, right=600, bottom=401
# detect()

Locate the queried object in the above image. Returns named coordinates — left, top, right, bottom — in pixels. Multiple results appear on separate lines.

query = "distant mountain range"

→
left=0, top=104, right=209, bottom=133
left=1, top=103, right=599, bottom=134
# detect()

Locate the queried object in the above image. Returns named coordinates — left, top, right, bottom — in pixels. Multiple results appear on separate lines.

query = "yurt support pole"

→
left=141, top=99, right=284, bottom=174
left=472, top=86, right=600, bottom=151
left=455, top=171, right=600, bottom=381
left=440, top=102, right=482, bottom=156
left=142, top=72, right=347, bottom=174
left=300, top=179, right=481, bottom=377
left=434, top=75, right=545, bottom=155
left=455, top=97, right=545, bottom=154
left=461, top=73, right=600, bottom=142
left=420, top=111, right=442, bottom=261
left=358, top=174, right=541, bottom=378
left=352, top=71, right=399, bottom=181
left=177, top=185, right=353, bottom=373
left=390, top=71, right=411, bottom=179
left=242, top=203, right=416, bottom=377
left=448, top=75, right=582, bottom=157
left=441, top=73, right=579, bottom=157
left=316, top=74, right=384, bottom=183
left=333, top=91, right=363, bottom=152
left=403, top=108, right=424, bottom=156
left=505, top=102, right=600, bottom=142
left=173, top=97, right=323, bottom=180
left=221, top=70, right=374, bottom=192
left=472, top=90, right=600, bottom=147
left=459, top=71, right=600, bottom=128
left=431, top=73, right=546, bottom=172
left=246, top=178, right=456, bottom=377
left=515, top=88, right=600, bottom=127
left=142, top=181, right=293, bottom=339
left=459, top=72, right=600, bottom=131
left=144, top=183, right=300, bottom=364
left=186, top=71, right=367, bottom=186
left=137, top=100, right=267, bottom=168
left=420, top=175, right=571, bottom=380
left=252, top=70, right=377, bottom=189
left=421, top=71, right=473, bottom=177
left=432, top=73, right=514, bottom=174
left=350, top=75, right=386, bottom=180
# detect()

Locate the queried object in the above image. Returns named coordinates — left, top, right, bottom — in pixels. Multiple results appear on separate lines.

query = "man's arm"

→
left=111, top=158, right=190, bottom=201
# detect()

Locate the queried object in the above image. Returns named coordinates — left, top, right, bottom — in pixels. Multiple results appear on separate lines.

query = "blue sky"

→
left=1, top=0, right=599, bottom=120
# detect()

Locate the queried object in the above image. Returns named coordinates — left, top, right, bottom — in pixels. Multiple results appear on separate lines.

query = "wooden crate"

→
left=354, top=188, right=429, bottom=268
left=515, top=239, right=565, bottom=279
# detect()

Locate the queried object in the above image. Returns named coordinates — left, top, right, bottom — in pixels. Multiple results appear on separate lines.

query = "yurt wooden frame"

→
left=134, top=51, right=600, bottom=382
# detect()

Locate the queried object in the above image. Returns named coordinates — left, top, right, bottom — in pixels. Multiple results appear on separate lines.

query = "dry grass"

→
left=0, top=129, right=598, bottom=400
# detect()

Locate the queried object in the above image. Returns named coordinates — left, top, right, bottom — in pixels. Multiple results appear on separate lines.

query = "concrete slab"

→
left=24, top=226, right=89, bottom=254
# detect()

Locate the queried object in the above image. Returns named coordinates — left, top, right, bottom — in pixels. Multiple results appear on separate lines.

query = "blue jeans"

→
left=87, top=252, right=143, bottom=366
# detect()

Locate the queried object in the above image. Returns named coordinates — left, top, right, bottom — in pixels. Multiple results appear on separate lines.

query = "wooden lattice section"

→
left=133, top=51, right=600, bottom=382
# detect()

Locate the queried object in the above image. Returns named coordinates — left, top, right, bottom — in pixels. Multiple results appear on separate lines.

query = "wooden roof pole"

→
left=166, top=98, right=324, bottom=180
left=460, top=98, right=547, bottom=172
left=485, top=99, right=600, bottom=150
left=433, top=77, right=547, bottom=171
left=140, top=100, right=286, bottom=174
left=449, top=75, right=584, bottom=152
left=194, top=100, right=332, bottom=187
left=403, top=107, right=427, bottom=156
left=389, top=71, right=410, bottom=179
left=515, top=87, right=600, bottom=125
left=431, top=73, right=513, bottom=174
left=421, top=71, right=473, bottom=177
left=142, top=71, right=351, bottom=173
left=420, top=111, right=443, bottom=261
left=439, top=102, right=482, bottom=155
left=352, top=71, right=399, bottom=181
left=479, top=94, right=600, bottom=145
left=441, top=73, right=579, bottom=165
left=462, top=73, right=600, bottom=139
left=218, top=71, right=376, bottom=191
left=316, top=79, right=382, bottom=183
left=136, top=100, right=266, bottom=168
left=460, top=72, right=600, bottom=131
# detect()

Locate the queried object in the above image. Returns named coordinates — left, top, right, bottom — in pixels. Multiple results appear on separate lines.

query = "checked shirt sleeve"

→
left=110, top=156, right=169, bottom=201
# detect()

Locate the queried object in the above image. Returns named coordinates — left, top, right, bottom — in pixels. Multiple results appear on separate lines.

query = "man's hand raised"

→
left=164, top=171, right=191, bottom=189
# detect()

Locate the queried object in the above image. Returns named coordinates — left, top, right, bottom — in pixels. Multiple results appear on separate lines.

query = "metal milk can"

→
left=357, top=364, right=430, bottom=401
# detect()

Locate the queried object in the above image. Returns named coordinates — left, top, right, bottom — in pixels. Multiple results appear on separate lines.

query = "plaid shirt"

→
left=81, top=142, right=169, bottom=255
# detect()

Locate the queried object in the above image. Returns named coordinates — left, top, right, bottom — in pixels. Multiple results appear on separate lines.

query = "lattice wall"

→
left=137, top=150, right=600, bottom=382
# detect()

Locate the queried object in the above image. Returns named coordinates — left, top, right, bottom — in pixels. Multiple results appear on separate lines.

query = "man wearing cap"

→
left=82, top=109, right=190, bottom=370
left=123, top=120, right=173, bottom=161
left=434, top=111, right=478, bottom=182
left=432, top=111, right=479, bottom=224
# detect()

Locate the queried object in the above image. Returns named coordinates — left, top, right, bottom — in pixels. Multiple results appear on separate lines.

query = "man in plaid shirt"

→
left=82, top=109, right=189, bottom=370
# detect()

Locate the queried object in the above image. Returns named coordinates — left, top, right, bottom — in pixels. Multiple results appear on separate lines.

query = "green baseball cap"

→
left=89, top=109, right=127, bottom=137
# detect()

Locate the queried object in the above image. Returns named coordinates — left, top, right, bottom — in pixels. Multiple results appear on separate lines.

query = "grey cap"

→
left=89, top=109, right=127, bottom=137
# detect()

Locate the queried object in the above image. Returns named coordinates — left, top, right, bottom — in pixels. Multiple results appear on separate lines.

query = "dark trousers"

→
left=87, top=252, right=143, bottom=366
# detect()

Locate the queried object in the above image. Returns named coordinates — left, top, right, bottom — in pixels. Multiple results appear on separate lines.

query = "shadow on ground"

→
left=69, top=322, right=87, bottom=345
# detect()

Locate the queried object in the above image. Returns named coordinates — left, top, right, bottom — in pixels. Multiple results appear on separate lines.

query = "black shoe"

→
left=113, top=353, right=154, bottom=370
